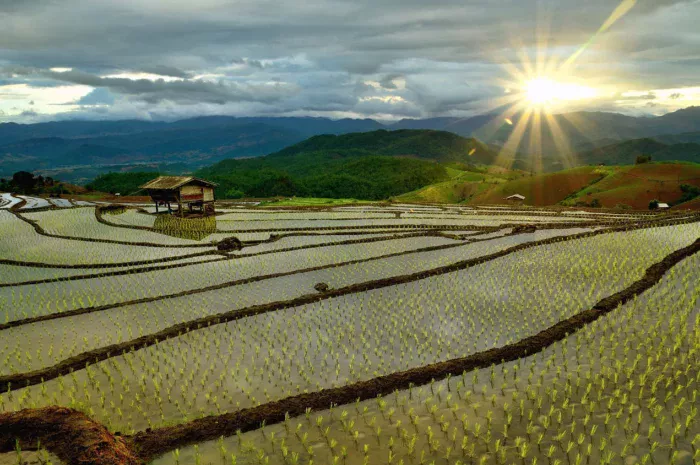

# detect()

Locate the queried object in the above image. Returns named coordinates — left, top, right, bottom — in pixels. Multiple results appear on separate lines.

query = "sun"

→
left=475, top=0, right=637, bottom=172
left=524, top=77, right=598, bottom=107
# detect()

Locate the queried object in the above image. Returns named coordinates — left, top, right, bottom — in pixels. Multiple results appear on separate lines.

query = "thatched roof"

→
left=139, top=176, right=218, bottom=190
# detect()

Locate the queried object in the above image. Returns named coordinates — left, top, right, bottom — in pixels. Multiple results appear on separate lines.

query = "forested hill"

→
left=192, top=129, right=506, bottom=199
left=270, top=129, right=493, bottom=163
left=575, top=137, right=700, bottom=166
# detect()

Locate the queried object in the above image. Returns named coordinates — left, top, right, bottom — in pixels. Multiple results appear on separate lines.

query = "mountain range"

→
left=2, top=106, right=700, bottom=183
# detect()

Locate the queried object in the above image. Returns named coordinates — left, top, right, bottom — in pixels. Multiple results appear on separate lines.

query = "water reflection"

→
left=153, top=214, right=217, bottom=241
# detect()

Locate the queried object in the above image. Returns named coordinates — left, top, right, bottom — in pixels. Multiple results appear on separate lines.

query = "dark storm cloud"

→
left=379, top=74, right=403, bottom=90
left=5, top=67, right=297, bottom=104
left=139, top=65, right=192, bottom=79
left=0, top=0, right=698, bottom=120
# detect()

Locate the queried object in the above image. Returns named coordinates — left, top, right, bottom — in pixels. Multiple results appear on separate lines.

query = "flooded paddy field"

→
left=0, top=203, right=697, bottom=465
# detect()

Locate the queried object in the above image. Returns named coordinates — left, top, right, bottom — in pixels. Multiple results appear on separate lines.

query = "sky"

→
left=1, top=0, right=699, bottom=123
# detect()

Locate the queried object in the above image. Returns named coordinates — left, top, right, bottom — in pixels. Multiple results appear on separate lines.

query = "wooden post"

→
left=177, top=191, right=183, bottom=218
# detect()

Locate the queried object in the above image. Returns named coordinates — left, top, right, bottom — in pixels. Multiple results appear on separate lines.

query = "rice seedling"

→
left=0, top=205, right=696, bottom=464
left=158, top=251, right=699, bottom=464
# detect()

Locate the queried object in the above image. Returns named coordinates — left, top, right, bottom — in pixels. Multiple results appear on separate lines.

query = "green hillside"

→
left=194, top=130, right=510, bottom=200
left=86, top=171, right=161, bottom=196
left=197, top=154, right=451, bottom=200
left=393, top=168, right=516, bottom=203
left=396, top=162, right=700, bottom=209
left=559, top=162, right=700, bottom=209
left=470, top=166, right=606, bottom=206
left=272, top=129, right=498, bottom=165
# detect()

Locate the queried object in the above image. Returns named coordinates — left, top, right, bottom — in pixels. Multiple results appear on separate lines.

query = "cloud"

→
left=0, top=0, right=698, bottom=121
left=75, top=87, right=115, bottom=105
left=16, top=68, right=299, bottom=105
left=138, top=65, right=192, bottom=79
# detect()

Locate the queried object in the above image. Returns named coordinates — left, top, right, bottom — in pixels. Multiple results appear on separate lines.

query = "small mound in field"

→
left=512, top=224, right=537, bottom=233
left=98, top=204, right=127, bottom=215
left=217, top=237, right=243, bottom=251
left=314, top=282, right=330, bottom=292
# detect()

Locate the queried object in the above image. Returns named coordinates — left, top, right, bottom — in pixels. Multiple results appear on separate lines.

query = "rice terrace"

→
left=3, top=0, right=700, bottom=464
left=0, top=194, right=698, bottom=465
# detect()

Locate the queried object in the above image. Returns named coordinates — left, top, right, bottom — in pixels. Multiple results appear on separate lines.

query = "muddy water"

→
left=0, top=450, right=63, bottom=465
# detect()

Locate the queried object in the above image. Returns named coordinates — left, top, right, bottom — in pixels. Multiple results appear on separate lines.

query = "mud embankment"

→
left=130, top=236, right=700, bottom=461
left=2, top=219, right=695, bottom=390
left=1, top=235, right=697, bottom=464
left=0, top=406, right=140, bottom=465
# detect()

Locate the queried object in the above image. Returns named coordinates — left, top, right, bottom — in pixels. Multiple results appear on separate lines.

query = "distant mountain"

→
left=650, top=106, right=700, bottom=134
left=0, top=116, right=383, bottom=182
left=391, top=117, right=463, bottom=131
left=391, top=107, right=700, bottom=156
left=4, top=106, right=700, bottom=183
left=575, top=138, right=700, bottom=166
left=0, top=120, right=168, bottom=146
left=652, top=131, right=700, bottom=145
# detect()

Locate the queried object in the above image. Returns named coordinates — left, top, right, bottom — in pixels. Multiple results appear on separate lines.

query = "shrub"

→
left=677, top=184, right=700, bottom=204
left=635, top=154, right=652, bottom=164
left=225, top=188, right=245, bottom=199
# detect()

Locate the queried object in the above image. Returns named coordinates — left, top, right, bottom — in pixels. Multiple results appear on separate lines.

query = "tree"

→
left=12, top=171, right=36, bottom=193
left=590, top=199, right=601, bottom=208
left=635, top=154, right=652, bottom=164
left=225, top=188, right=245, bottom=199
left=649, top=199, right=659, bottom=210
left=678, top=184, right=700, bottom=204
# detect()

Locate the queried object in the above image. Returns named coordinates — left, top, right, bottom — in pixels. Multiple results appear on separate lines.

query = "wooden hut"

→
left=505, top=194, right=525, bottom=205
left=140, top=176, right=217, bottom=216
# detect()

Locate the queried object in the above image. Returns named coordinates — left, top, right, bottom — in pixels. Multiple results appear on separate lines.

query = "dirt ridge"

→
left=12, top=210, right=214, bottom=248
left=0, top=229, right=453, bottom=288
left=97, top=204, right=659, bottom=234
left=0, top=249, right=222, bottom=270
left=129, top=235, right=700, bottom=461
left=1, top=234, right=697, bottom=464
left=0, top=231, right=502, bottom=330
left=1, top=215, right=693, bottom=330
left=1, top=220, right=690, bottom=390
left=0, top=406, right=140, bottom=465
